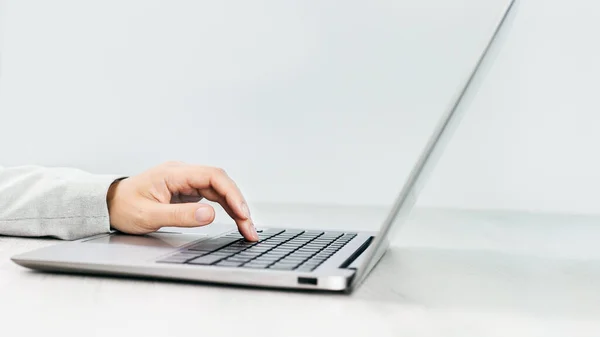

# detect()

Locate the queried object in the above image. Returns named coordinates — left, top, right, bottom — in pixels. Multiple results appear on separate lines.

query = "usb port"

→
left=297, top=277, right=318, bottom=286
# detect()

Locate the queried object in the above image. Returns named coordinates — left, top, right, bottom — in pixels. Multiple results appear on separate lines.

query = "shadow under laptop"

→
left=354, top=246, right=600, bottom=320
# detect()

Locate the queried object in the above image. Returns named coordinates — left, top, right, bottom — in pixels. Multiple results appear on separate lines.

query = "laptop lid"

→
left=0, top=0, right=513, bottom=251
left=349, top=0, right=517, bottom=290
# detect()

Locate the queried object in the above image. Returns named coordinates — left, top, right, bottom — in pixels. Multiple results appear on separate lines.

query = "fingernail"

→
left=249, top=222, right=259, bottom=241
left=195, top=207, right=213, bottom=223
left=240, top=202, right=251, bottom=219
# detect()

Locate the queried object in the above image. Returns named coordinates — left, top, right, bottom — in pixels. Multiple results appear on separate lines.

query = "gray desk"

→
left=2, top=204, right=600, bottom=336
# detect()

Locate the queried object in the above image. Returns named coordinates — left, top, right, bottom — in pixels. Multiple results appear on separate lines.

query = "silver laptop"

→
left=10, top=0, right=515, bottom=293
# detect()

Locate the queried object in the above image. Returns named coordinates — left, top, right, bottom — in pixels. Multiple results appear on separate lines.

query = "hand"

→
left=106, top=161, right=258, bottom=241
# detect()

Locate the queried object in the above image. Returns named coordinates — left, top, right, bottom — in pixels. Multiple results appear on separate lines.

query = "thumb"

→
left=147, top=202, right=216, bottom=228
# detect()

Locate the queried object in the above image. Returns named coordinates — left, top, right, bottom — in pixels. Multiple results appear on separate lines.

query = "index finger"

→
left=173, top=165, right=258, bottom=241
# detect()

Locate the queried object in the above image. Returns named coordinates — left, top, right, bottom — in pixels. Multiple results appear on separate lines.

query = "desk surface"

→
left=2, top=204, right=600, bottom=337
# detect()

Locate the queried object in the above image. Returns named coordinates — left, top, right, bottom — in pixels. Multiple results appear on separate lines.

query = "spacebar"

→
left=188, top=237, right=239, bottom=252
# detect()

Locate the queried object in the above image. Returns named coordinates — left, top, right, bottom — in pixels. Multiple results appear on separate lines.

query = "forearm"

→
left=0, top=165, right=122, bottom=240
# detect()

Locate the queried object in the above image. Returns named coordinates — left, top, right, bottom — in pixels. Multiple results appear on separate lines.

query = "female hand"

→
left=106, top=161, right=258, bottom=241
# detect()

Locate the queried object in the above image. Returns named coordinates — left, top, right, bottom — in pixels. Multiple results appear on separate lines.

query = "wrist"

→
left=106, top=178, right=126, bottom=230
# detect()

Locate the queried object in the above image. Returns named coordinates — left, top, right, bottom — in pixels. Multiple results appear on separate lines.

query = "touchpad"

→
left=83, top=232, right=205, bottom=248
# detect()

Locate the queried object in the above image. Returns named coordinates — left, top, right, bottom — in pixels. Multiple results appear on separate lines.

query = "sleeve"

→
left=0, top=165, right=125, bottom=240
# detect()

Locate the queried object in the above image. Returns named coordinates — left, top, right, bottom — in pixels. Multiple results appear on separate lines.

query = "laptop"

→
left=10, top=0, right=515, bottom=293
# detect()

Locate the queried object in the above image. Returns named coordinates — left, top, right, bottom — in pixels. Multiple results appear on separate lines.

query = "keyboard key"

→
left=188, top=254, right=227, bottom=265
left=225, top=256, right=253, bottom=263
left=253, top=246, right=273, bottom=251
left=157, top=253, right=202, bottom=264
left=257, top=235, right=281, bottom=241
left=254, top=254, right=281, bottom=260
left=280, top=259, right=306, bottom=265
left=227, top=243, right=256, bottom=250
left=252, top=261, right=279, bottom=267
left=236, top=251, right=262, bottom=257
left=298, top=248, right=321, bottom=253
left=280, top=243, right=302, bottom=248
left=216, top=261, right=244, bottom=267
left=270, top=247, right=291, bottom=252
left=259, top=251, right=284, bottom=257
left=209, top=251, right=235, bottom=257
left=260, top=241, right=280, bottom=246
left=188, top=237, right=239, bottom=252
left=258, top=245, right=279, bottom=250
left=261, top=257, right=286, bottom=263
left=233, top=252, right=260, bottom=259
left=289, top=251, right=313, bottom=257
left=265, top=248, right=288, bottom=254
left=252, top=260, right=279, bottom=267
left=243, top=263, right=271, bottom=269
left=267, top=240, right=288, bottom=245
left=273, top=259, right=301, bottom=265
left=246, top=258, right=274, bottom=264
left=263, top=238, right=285, bottom=243
left=255, top=251, right=279, bottom=257
left=218, top=248, right=247, bottom=255
left=291, top=255, right=314, bottom=261
left=244, top=247, right=268, bottom=254
left=285, top=251, right=308, bottom=257
left=262, top=254, right=287, bottom=260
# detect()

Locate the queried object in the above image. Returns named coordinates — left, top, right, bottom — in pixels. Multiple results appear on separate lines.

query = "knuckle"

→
left=213, top=167, right=227, bottom=176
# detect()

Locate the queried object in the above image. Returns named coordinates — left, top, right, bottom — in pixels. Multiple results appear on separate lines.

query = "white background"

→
left=0, top=0, right=599, bottom=215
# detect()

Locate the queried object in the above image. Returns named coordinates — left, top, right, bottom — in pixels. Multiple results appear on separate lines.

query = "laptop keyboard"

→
left=157, top=229, right=357, bottom=272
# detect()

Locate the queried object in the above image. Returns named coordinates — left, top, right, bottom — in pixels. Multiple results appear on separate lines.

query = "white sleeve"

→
left=0, top=165, right=124, bottom=240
